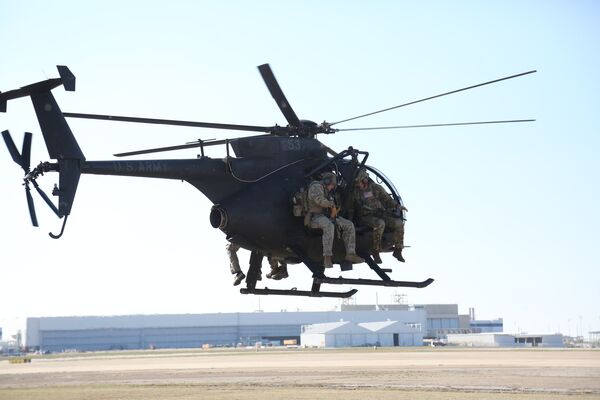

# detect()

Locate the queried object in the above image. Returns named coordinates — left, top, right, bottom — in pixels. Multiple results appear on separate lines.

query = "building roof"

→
left=358, top=320, right=397, bottom=331
left=302, top=321, right=372, bottom=335
left=358, top=320, right=420, bottom=333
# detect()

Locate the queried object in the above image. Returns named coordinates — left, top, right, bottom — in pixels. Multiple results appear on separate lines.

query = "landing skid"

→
left=239, top=246, right=433, bottom=298
left=241, top=287, right=358, bottom=298
left=315, top=276, right=434, bottom=288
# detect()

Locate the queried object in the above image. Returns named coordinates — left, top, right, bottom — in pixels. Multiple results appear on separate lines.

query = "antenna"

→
left=392, top=292, right=407, bottom=304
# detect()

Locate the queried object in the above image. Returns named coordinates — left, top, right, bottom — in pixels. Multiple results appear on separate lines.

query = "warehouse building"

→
left=446, top=332, right=564, bottom=347
left=359, top=320, right=422, bottom=346
left=300, top=320, right=422, bottom=348
left=341, top=303, right=471, bottom=338
left=25, top=308, right=426, bottom=352
left=301, top=321, right=372, bottom=347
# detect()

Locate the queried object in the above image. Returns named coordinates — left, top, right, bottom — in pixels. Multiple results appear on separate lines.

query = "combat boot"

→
left=371, top=251, right=383, bottom=264
left=393, top=248, right=405, bottom=262
left=345, top=253, right=365, bottom=264
left=233, top=272, right=245, bottom=286
left=267, top=265, right=288, bottom=280
left=272, top=267, right=289, bottom=280
left=323, top=256, right=333, bottom=268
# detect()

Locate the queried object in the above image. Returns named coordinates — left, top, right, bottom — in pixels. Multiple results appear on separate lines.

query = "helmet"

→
left=321, top=172, right=337, bottom=185
left=355, top=169, right=369, bottom=183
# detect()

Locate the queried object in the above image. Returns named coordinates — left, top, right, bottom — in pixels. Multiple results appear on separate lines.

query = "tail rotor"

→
left=2, top=130, right=59, bottom=227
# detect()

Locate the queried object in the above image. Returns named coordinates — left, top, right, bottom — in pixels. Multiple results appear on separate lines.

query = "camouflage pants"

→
left=226, top=242, right=241, bottom=274
left=360, top=215, right=404, bottom=251
left=311, top=214, right=356, bottom=256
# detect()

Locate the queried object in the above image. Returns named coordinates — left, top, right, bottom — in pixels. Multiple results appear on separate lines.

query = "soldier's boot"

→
left=233, top=272, right=246, bottom=286
left=371, top=251, right=383, bottom=264
left=272, top=266, right=289, bottom=280
left=393, top=248, right=405, bottom=263
left=371, top=238, right=383, bottom=263
left=345, top=253, right=365, bottom=264
left=323, top=256, right=333, bottom=268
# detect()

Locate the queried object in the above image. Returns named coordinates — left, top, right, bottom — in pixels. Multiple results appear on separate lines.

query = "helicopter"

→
left=1, top=64, right=535, bottom=298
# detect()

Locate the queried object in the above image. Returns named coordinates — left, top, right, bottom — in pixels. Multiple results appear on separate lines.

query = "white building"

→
left=446, top=332, right=564, bottom=348
left=358, top=320, right=422, bottom=346
left=301, top=320, right=423, bottom=348
left=25, top=309, right=426, bottom=352
left=341, top=303, right=472, bottom=338
left=301, top=321, right=373, bottom=347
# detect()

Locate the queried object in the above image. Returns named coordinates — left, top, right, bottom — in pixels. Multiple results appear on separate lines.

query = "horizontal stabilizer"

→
left=0, top=65, right=76, bottom=112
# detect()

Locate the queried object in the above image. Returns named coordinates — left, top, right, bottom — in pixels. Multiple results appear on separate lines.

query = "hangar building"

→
left=446, top=332, right=564, bottom=347
left=25, top=309, right=426, bottom=352
left=341, top=303, right=472, bottom=338
left=301, top=320, right=423, bottom=348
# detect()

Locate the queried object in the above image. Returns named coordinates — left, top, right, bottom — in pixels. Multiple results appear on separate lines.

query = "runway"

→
left=1, top=348, right=599, bottom=399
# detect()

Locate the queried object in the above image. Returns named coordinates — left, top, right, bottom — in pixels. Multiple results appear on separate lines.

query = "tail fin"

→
left=1, top=66, right=84, bottom=229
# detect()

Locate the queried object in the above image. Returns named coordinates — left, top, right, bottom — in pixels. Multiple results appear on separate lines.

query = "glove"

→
left=330, top=206, right=339, bottom=219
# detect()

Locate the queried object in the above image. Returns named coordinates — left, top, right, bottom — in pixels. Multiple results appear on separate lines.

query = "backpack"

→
left=292, top=186, right=309, bottom=217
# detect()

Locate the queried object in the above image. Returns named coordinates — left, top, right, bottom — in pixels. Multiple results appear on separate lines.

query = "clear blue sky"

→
left=1, top=1, right=598, bottom=338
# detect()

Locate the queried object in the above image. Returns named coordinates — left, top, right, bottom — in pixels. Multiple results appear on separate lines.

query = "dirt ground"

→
left=1, top=348, right=599, bottom=399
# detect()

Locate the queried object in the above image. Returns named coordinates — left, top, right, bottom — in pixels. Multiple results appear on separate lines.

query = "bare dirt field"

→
left=1, top=347, right=599, bottom=399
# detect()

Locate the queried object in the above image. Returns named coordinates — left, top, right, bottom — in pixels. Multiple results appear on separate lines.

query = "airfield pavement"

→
left=0, top=347, right=599, bottom=400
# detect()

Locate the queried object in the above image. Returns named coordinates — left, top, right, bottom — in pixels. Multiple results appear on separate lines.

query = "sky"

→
left=1, top=1, right=599, bottom=339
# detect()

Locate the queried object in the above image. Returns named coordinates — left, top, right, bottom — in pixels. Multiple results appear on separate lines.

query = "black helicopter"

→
left=1, top=64, right=535, bottom=298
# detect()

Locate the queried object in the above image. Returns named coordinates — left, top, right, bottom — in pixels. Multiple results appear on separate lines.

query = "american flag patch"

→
left=363, top=191, right=373, bottom=198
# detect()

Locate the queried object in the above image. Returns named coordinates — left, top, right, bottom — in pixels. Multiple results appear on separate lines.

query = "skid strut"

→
left=240, top=245, right=433, bottom=298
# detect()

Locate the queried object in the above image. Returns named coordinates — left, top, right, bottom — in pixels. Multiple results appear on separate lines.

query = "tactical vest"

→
left=359, top=185, right=383, bottom=209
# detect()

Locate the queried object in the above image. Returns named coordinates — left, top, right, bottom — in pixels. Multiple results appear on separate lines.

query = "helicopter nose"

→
left=210, top=206, right=228, bottom=230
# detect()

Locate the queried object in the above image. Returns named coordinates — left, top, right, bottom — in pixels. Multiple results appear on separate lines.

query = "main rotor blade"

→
left=337, top=119, right=536, bottom=132
left=21, top=132, right=32, bottom=171
left=331, top=70, right=537, bottom=126
left=63, top=112, right=274, bottom=133
left=114, top=141, right=221, bottom=157
left=113, top=135, right=270, bottom=157
left=257, top=64, right=301, bottom=128
left=25, top=184, right=39, bottom=227
left=2, top=130, right=23, bottom=167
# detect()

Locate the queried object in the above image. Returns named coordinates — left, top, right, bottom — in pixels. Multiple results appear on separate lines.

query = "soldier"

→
left=307, top=172, right=364, bottom=268
left=226, top=242, right=262, bottom=286
left=266, top=257, right=288, bottom=280
left=351, top=169, right=408, bottom=263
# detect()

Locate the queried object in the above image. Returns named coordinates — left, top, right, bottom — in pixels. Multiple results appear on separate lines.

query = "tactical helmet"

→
left=321, top=172, right=337, bottom=185
left=355, top=169, right=369, bottom=183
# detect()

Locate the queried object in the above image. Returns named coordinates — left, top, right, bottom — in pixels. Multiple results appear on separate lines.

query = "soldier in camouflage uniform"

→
left=307, top=172, right=364, bottom=268
left=351, top=169, right=408, bottom=263
left=226, top=242, right=262, bottom=286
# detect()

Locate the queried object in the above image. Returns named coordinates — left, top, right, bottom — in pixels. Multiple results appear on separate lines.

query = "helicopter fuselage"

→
left=78, top=135, right=400, bottom=265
